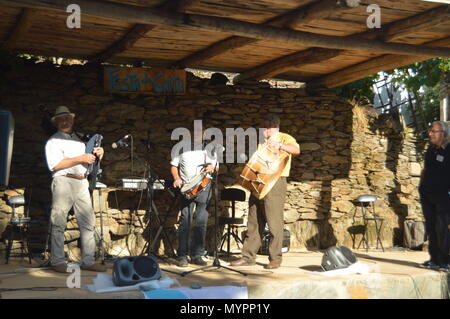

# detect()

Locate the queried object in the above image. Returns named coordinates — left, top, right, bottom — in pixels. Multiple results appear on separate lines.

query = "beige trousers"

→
left=50, top=176, right=96, bottom=266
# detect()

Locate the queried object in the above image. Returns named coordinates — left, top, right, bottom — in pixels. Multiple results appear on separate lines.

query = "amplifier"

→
left=121, top=178, right=148, bottom=190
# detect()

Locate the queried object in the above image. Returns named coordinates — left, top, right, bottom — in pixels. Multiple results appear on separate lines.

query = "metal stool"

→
left=219, top=188, right=246, bottom=259
left=5, top=195, right=33, bottom=264
left=356, top=194, right=384, bottom=252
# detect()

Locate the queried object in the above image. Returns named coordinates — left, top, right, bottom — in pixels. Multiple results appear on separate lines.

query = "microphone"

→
left=239, top=153, right=248, bottom=162
left=112, top=134, right=131, bottom=149
left=207, top=143, right=225, bottom=156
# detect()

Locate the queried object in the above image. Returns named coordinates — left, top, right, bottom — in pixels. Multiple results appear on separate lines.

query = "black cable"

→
left=0, top=286, right=66, bottom=292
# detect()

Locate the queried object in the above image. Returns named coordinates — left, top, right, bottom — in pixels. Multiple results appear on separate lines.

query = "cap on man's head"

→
left=51, top=106, right=75, bottom=122
left=262, top=113, right=280, bottom=127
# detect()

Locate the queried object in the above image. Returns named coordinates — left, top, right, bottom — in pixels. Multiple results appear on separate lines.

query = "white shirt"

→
left=170, top=143, right=218, bottom=183
left=45, top=131, right=88, bottom=178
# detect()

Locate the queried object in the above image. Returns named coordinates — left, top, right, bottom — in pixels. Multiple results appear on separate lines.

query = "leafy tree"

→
left=336, top=58, right=449, bottom=127
left=335, top=74, right=379, bottom=105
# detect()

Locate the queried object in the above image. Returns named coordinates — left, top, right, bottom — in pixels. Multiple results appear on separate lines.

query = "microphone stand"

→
left=114, top=141, right=182, bottom=276
left=138, top=147, right=183, bottom=276
left=181, top=160, right=247, bottom=277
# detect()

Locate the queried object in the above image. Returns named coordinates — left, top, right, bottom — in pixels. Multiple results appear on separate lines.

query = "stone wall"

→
left=0, top=62, right=425, bottom=260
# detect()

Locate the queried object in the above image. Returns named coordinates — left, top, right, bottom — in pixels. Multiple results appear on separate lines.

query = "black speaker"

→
left=0, top=110, right=14, bottom=188
left=321, top=246, right=357, bottom=271
left=112, top=256, right=161, bottom=287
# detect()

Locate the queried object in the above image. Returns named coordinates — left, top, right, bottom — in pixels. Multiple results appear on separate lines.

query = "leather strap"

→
left=65, top=174, right=86, bottom=180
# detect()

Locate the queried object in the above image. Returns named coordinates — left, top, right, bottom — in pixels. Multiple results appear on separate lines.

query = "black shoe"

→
left=438, top=264, right=449, bottom=272
left=191, top=256, right=207, bottom=266
left=177, top=256, right=188, bottom=267
left=419, top=260, right=439, bottom=270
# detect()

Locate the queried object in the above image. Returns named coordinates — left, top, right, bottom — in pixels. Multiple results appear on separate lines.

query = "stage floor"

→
left=0, top=249, right=448, bottom=299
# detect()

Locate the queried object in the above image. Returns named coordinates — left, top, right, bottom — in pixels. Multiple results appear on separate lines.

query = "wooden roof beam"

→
left=233, top=48, right=342, bottom=83
left=172, top=36, right=258, bottom=69
left=311, top=36, right=450, bottom=89
left=381, top=5, right=450, bottom=42
left=90, top=0, right=200, bottom=63
left=271, top=0, right=360, bottom=29
left=90, top=24, right=156, bottom=63
left=235, top=4, right=450, bottom=83
left=172, top=0, right=359, bottom=68
left=1, top=0, right=450, bottom=58
left=2, top=8, right=36, bottom=50
left=160, top=0, right=201, bottom=12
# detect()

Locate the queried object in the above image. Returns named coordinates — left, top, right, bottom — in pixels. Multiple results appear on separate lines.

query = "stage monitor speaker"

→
left=321, top=246, right=357, bottom=271
left=112, top=255, right=161, bottom=287
left=0, top=110, right=14, bottom=188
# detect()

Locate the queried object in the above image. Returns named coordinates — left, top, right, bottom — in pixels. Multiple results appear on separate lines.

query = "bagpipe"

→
left=84, top=133, right=103, bottom=191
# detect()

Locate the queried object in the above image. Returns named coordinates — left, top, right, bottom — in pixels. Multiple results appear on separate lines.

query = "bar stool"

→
left=5, top=195, right=33, bottom=264
left=356, top=194, right=384, bottom=252
left=219, top=188, right=246, bottom=259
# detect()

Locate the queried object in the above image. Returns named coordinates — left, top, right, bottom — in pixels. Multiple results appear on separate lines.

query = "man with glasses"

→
left=419, top=121, right=450, bottom=272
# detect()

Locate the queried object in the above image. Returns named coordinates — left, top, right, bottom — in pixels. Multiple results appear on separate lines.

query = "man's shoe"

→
left=52, top=263, right=68, bottom=273
left=191, top=256, right=207, bottom=266
left=419, top=260, right=439, bottom=270
left=264, top=260, right=281, bottom=269
left=230, top=258, right=255, bottom=267
left=81, top=263, right=107, bottom=272
left=177, top=256, right=189, bottom=268
left=438, top=264, right=449, bottom=272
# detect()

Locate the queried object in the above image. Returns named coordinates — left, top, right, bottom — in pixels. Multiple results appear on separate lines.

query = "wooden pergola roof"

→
left=0, top=0, right=449, bottom=88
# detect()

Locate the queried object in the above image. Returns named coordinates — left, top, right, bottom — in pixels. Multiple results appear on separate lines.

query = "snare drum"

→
left=181, top=174, right=211, bottom=200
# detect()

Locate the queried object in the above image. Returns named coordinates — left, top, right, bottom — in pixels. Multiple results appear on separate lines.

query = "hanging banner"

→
left=104, top=67, right=186, bottom=95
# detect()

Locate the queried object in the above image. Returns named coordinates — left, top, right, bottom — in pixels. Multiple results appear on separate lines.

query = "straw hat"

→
left=51, top=106, right=75, bottom=122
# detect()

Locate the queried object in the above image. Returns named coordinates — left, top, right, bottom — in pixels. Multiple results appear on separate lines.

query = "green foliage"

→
left=388, top=58, right=447, bottom=92
left=420, top=83, right=440, bottom=124
left=335, top=74, right=379, bottom=105
left=336, top=58, right=449, bottom=128
left=438, top=58, right=450, bottom=73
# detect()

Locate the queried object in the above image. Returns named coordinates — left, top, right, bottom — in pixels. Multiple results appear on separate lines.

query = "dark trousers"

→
left=178, top=184, right=212, bottom=258
left=242, top=177, right=287, bottom=263
left=419, top=190, right=450, bottom=265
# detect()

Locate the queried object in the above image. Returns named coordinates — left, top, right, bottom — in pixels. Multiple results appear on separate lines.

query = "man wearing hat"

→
left=45, top=106, right=106, bottom=273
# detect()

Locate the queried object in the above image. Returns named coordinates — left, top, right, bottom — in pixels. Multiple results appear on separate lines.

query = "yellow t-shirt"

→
left=257, top=132, right=300, bottom=177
